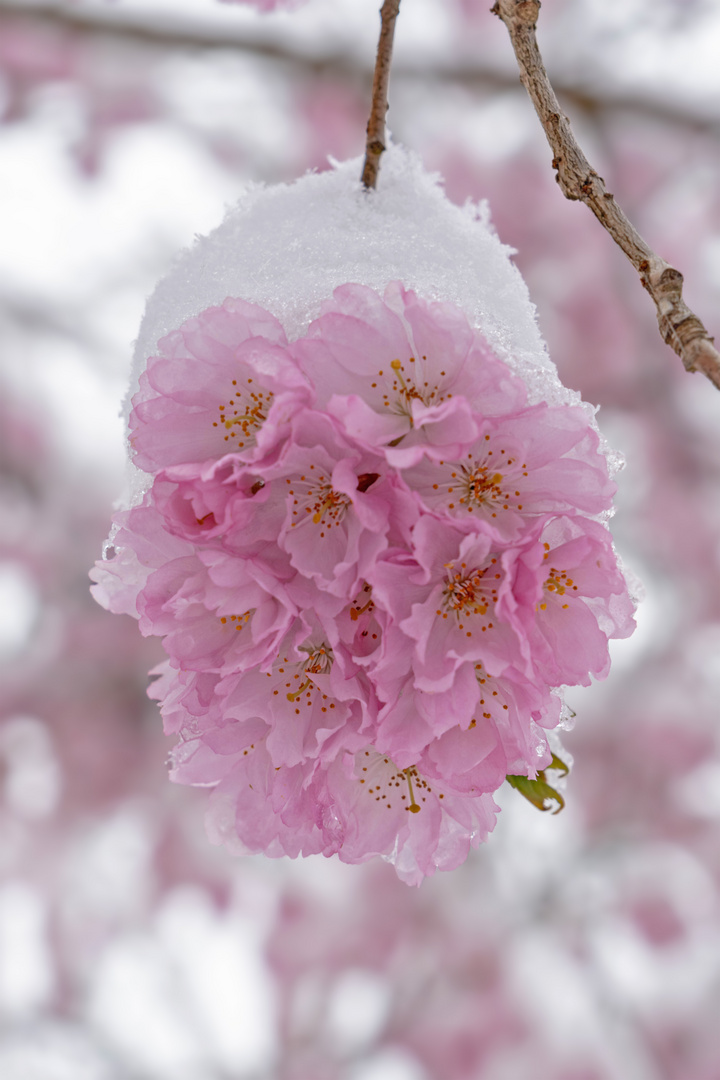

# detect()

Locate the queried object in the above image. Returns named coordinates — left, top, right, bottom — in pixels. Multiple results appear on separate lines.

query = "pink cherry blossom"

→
left=130, top=297, right=308, bottom=473
left=319, top=748, right=500, bottom=885
left=93, top=281, right=634, bottom=884
left=293, top=282, right=526, bottom=452
left=138, top=548, right=297, bottom=676
left=216, top=620, right=375, bottom=765
left=250, top=407, right=403, bottom=597
left=370, top=514, right=527, bottom=692
left=517, top=514, right=636, bottom=686
left=396, top=402, right=616, bottom=537
left=89, top=501, right=194, bottom=617
left=193, top=725, right=329, bottom=859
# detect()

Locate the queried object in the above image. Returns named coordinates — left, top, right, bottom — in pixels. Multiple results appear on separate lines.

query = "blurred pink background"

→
left=1, top=1, right=720, bottom=1077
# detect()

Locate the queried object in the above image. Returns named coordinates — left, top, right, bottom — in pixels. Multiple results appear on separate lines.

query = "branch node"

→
left=517, top=0, right=541, bottom=27
left=658, top=266, right=684, bottom=291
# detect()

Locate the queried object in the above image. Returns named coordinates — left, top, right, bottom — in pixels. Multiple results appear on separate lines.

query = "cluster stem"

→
left=361, top=0, right=402, bottom=190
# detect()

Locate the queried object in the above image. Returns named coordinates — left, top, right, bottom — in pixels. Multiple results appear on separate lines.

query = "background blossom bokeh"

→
left=2, top=1, right=720, bottom=1077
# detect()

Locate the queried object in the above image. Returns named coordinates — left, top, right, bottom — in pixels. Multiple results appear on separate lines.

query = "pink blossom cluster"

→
left=92, top=282, right=634, bottom=884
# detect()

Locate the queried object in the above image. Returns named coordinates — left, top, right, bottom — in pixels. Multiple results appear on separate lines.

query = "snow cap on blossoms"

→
left=92, top=147, right=636, bottom=885
left=126, top=147, right=569, bottom=454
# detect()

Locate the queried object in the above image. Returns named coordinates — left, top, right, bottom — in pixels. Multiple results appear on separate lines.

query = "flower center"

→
left=403, top=767, right=423, bottom=813
left=213, top=377, right=273, bottom=448
left=451, top=461, right=505, bottom=509
left=350, top=583, right=375, bottom=622
left=434, top=441, right=528, bottom=518
left=443, top=562, right=498, bottom=617
left=437, top=560, right=501, bottom=637
left=300, top=644, right=334, bottom=676
left=279, top=644, right=335, bottom=707
left=346, top=585, right=380, bottom=652
left=539, top=565, right=579, bottom=610
left=219, top=610, right=253, bottom=630
left=357, top=752, right=437, bottom=813
left=311, top=485, right=350, bottom=525
left=372, top=357, right=448, bottom=419
left=287, top=469, right=351, bottom=536
left=285, top=644, right=333, bottom=700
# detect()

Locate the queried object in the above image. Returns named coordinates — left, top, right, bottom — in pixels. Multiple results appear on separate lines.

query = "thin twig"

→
left=492, top=0, right=720, bottom=391
left=361, top=0, right=402, bottom=190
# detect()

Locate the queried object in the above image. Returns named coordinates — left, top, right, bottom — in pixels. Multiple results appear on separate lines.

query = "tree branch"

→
left=492, top=0, right=720, bottom=392
left=4, top=2, right=720, bottom=136
left=361, top=0, right=401, bottom=190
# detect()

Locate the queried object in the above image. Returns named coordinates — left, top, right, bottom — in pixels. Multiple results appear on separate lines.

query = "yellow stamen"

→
left=286, top=678, right=312, bottom=702
left=405, top=769, right=421, bottom=813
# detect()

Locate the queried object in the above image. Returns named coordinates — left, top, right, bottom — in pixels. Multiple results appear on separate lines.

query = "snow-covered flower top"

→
left=92, top=281, right=634, bottom=885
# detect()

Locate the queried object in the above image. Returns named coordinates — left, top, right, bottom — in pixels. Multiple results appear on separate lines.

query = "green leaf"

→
left=506, top=753, right=569, bottom=814
left=547, top=751, right=569, bottom=777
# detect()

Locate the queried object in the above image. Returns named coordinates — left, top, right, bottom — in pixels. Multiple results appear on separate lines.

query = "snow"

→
left=132, top=145, right=555, bottom=394
left=123, top=145, right=591, bottom=507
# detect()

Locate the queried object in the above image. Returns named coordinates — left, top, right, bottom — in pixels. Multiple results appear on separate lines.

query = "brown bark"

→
left=361, top=0, right=402, bottom=190
left=492, top=0, right=720, bottom=391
